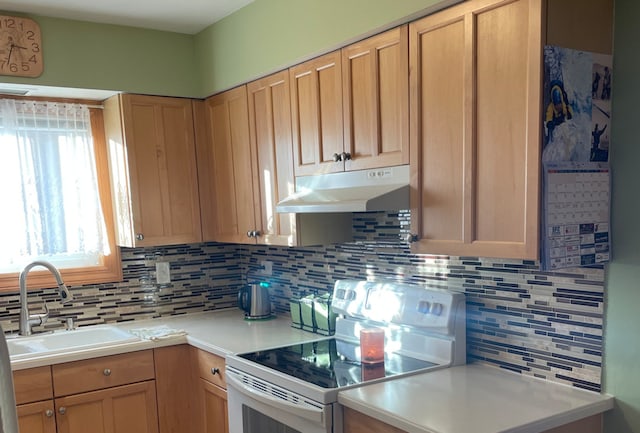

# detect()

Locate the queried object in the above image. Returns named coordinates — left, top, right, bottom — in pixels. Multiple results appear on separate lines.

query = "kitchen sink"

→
left=7, top=325, right=140, bottom=360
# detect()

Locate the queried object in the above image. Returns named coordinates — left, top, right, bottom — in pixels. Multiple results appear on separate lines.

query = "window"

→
left=0, top=98, right=121, bottom=291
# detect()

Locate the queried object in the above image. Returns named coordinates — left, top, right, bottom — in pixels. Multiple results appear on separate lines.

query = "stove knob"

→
left=430, top=303, right=444, bottom=316
left=417, top=300, right=431, bottom=314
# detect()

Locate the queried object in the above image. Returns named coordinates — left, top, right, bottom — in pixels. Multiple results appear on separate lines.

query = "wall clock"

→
left=0, top=15, right=43, bottom=78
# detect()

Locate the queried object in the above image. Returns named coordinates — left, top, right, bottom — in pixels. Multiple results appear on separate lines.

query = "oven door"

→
left=226, top=366, right=338, bottom=433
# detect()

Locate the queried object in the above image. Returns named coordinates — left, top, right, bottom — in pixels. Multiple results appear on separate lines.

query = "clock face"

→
left=0, top=15, right=43, bottom=78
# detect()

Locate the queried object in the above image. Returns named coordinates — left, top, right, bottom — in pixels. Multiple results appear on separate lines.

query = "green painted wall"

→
left=194, top=0, right=459, bottom=96
left=604, top=1, right=640, bottom=431
left=2, top=1, right=638, bottom=431
left=0, top=13, right=199, bottom=97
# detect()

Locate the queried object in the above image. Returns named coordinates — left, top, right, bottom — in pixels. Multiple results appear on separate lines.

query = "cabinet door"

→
left=343, top=406, right=404, bottom=433
left=197, top=86, right=257, bottom=244
left=342, top=26, right=409, bottom=171
left=409, top=0, right=541, bottom=260
left=55, top=381, right=159, bottom=433
left=154, top=345, right=197, bottom=433
left=247, top=70, right=298, bottom=246
left=290, top=51, right=344, bottom=176
left=199, top=379, right=228, bottom=433
left=105, top=94, right=202, bottom=247
left=18, top=400, right=57, bottom=433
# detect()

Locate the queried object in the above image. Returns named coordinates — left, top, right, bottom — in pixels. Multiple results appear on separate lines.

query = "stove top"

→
left=238, top=338, right=436, bottom=389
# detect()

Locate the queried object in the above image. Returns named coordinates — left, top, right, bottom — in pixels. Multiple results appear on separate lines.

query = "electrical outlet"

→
left=156, top=261, right=171, bottom=284
left=261, top=260, right=273, bottom=276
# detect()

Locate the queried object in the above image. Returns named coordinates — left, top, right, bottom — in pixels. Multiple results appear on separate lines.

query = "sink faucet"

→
left=19, top=260, right=74, bottom=336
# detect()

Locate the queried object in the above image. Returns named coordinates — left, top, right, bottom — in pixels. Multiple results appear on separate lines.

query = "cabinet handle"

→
left=246, top=230, right=261, bottom=238
left=211, top=367, right=220, bottom=376
left=136, top=233, right=144, bottom=241
left=58, top=407, right=66, bottom=415
left=45, top=409, right=54, bottom=418
left=103, top=368, right=112, bottom=376
left=404, top=233, right=418, bottom=243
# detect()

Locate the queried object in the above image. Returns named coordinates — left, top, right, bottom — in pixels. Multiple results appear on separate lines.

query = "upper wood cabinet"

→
left=104, top=94, right=202, bottom=247
left=342, top=25, right=409, bottom=172
left=290, top=26, right=409, bottom=176
left=290, top=51, right=344, bottom=176
left=247, top=70, right=298, bottom=246
left=195, top=86, right=257, bottom=244
left=408, top=0, right=542, bottom=260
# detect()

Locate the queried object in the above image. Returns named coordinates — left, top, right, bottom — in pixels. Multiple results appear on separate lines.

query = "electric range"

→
left=226, top=279, right=466, bottom=433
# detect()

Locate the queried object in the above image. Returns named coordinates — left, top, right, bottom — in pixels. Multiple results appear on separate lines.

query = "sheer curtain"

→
left=0, top=99, right=109, bottom=272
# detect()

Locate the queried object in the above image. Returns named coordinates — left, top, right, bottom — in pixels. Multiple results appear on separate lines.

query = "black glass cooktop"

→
left=238, top=338, right=436, bottom=389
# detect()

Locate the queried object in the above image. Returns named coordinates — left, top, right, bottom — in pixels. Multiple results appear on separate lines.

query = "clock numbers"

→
left=0, top=18, right=16, bottom=29
left=0, top=15, right=43, bottom=77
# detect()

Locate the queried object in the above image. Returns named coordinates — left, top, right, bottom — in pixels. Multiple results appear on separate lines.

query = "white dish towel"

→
left=130, top=325, right=187, bottom=341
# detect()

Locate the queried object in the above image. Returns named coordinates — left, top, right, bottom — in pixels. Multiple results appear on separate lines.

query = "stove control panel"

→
left=331, top=280, right=465, bottom=334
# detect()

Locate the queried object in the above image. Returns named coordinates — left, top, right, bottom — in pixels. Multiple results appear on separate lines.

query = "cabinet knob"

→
left=45, top=409, right=54, bottom=418
left=341, top=152, right=352, bottom=161
left=58, top=407, right=66, bottom=415
left=404, top=233, right=419, bottom=243
left=136, top=233, right=145, bottom=241
left=246, top=230, right=261, bottom=238
left=211, top=367, right=220, bottom=376
left=332, top=153, right=341, bottom=162
left=103, top=368, right=112, bottom=376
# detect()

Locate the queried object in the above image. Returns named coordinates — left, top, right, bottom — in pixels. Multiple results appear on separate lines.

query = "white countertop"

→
left=9, top=309, right=614, bottom=433
left=9, top=308, right=321, bottom=370
left=338, top=363, right=614, bottom=433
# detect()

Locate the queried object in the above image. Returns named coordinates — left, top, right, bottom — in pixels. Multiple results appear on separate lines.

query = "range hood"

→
left=276, top=165, right=409, bottom=213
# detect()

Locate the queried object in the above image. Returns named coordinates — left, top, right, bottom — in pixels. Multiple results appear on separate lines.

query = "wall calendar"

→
left=542, top=161, right=610, bottom=271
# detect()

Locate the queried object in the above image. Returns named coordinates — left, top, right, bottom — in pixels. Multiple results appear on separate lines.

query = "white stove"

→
left=226, top=280, right=466, bottom=433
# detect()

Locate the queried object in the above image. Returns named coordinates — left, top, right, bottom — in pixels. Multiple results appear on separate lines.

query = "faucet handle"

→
left=29, top=303, right=50, bottom=327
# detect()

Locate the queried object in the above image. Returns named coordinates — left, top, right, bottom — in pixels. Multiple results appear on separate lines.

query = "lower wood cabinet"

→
left=192, top=347, right=228, bottom=433
left=343, top=407, right=404, bottom=433
left=14, top=365, right=56, bottom=433
left=55, top=381, right=158, bottom=433
left=14, top=350, right=158, bottom=433
left=17, top=400, right=57, bottom=433
left=198, top=378, right=228, bottom=433
left=14, top=347, right=231, bottom=433
left=153, top=345, right=229, bottom=433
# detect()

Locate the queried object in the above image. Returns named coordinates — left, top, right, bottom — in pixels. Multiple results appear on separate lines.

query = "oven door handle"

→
left=226, top=371, right=325, bottom=424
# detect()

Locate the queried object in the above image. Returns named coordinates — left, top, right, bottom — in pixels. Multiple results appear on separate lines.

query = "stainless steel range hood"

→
left=276, top=165, right=409, bottom=213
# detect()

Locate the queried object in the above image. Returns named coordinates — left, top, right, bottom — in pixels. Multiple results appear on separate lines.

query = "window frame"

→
left=0, top=97, right=122, bottom=292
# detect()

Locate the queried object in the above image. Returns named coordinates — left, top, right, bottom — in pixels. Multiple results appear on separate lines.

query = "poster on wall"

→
left=541, top=46, right=612, bottom=270
left=543, top=46, right=612, bottom=163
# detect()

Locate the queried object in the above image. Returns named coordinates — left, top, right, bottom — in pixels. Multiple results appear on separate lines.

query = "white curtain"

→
left=0, top=99, right=108, bottom=272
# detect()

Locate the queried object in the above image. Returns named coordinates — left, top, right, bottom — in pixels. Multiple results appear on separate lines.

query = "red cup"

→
left=360, top=328, right=385, bottom=363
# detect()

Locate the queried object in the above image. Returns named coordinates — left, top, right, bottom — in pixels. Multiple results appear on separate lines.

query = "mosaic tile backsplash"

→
left=0, top=211, right=604, bottom=392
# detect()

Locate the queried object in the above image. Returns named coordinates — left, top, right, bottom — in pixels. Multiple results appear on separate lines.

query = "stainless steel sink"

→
left=7, top=325, right=139, bottom=360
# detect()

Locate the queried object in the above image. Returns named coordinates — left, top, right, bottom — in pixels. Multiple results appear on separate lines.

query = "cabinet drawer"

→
left=13, top=366, right=53, bottom=404
left=192, top=347, right=226, bottom=389
left=52, top=350, right=155, bottom=396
